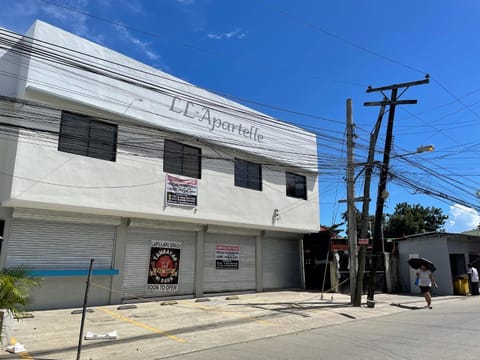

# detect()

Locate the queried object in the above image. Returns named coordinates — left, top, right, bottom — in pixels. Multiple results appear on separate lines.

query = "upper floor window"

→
left=286, top=172, right=307, bottom=200
left=234, top=158, right=262, bottom=191
left=163, top=140, right=201, bottom=179
left=58, top=111, right=117, bottom=161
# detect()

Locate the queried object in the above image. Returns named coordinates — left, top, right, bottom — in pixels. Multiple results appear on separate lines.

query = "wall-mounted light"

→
left=272, top=208, right=280, bottom=223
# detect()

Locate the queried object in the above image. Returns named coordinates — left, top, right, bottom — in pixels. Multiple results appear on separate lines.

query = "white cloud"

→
left=42, top=4, right=90, bottom=37
left=114, top=25, right=160, bottom=61
left=125, top=0, right=144, bottom=14
left=207, top=29, right=246, bottom=40
left=445, top=204, right=480, bottom=233
left=177, top=0, right=195, bottom=4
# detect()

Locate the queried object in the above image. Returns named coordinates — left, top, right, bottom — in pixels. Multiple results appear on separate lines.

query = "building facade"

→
left=0, top=21, right=320, bottom=309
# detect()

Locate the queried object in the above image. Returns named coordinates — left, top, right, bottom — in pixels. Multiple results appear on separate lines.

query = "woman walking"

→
left=417, top=264, right=438, bottom=309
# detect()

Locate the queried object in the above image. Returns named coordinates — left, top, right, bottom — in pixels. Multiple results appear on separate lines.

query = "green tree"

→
left=383, top=202, right=447, bottom=238
left=0, top=266, right=39, bottom=318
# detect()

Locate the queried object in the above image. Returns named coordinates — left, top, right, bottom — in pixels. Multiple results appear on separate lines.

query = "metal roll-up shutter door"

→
left=7, top=219, right=115, bottom=269
left=262, top=237, right=301, bottom=289
left=204, top=233, right=256, bottom=293
left=122, top=228, right=196, bottom=299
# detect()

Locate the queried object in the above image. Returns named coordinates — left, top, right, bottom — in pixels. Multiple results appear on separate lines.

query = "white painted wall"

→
left=398, top=236, right=452, bottom=295
left=0, top=123, right=18, bottom=215
left=2, top=104, right=318, bottom=232
left=0, top=20, right=320, bottom=232
left=15, top=20, right=317, bottom=173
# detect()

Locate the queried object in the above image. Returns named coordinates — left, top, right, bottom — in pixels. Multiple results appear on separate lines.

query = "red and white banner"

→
left=165, top=174, right=198, bottom=207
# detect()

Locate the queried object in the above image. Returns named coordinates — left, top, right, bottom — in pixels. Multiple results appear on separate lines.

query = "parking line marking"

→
left=187, top=302, right=275, bottom=325
left=10, top=337, right=33, bottom=360
left=97, top=307, right=187, bottom=343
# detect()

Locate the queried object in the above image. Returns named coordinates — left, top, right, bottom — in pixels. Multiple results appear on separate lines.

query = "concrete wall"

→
left=3, top=104, right=318, bottom=231
left=0, top=21, right=320, bottom=233
left=14, top=20, right=317, bottom=173
left=447, top=236, right=480, bottom=263
left=28, top=276, right=112, bottom=310
left=398, top=235, right=452, bottom=295
left=0, top=38, right=23, bottom=98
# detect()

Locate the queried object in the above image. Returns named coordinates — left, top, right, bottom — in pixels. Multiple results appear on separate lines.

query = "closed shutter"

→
left=7, top=219, right=115, bottom=269
left=122, top=228, right=196, bottom=299
left=204, top=233, right=256, bottom=293
left=262, top=237, right=301, bottom=289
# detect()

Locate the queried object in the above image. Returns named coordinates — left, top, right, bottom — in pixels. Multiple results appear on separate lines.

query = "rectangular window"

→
left=58, top=111, right=117, bottom=161
left=234, top=159, right=262, bottom=191
left=164, top=140, right=201, bottom=179
left=286, top=172, right=307, bottom=200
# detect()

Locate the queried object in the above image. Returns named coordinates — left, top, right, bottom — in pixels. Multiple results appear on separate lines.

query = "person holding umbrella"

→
left=416, top=264, right=438, bottom=308
left=409, top=258, right=438, bottom=309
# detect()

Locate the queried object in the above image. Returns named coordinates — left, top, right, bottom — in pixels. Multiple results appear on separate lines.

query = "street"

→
left=2, top=292, right=475, bottom=359
left=166, top=296, right=480, bottom=360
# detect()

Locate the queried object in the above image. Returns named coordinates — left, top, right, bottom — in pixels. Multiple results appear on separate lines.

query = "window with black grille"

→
left=163, top=140, right=201, bottom=179
left=286, top=172, right=307, bottom=200
left=234, top=158, right=262, bottom=191
left=58, top=111, right=117, bottom=161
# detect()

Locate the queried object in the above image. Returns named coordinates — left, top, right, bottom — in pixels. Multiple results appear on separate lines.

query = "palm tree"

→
left=0, top=266, right=39, bottom=341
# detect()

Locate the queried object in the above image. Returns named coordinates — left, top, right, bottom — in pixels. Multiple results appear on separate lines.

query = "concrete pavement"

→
left=0, top=291, right=465, bottom=359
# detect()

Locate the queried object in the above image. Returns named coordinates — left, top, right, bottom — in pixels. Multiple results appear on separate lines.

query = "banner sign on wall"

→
left=147, top=241, right=181, bottom=292
left=166, top=174, right=198, bottom=207
left=215, top=244, right=240, bottom=270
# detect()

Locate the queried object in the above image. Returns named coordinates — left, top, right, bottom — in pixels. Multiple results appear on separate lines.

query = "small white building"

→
left=397, top=232, right=480, bottom=295
left=0, top=21, right=319, bottom=309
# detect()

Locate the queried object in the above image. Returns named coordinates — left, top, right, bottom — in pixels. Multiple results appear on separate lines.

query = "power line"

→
left=0, top=29, right=342, bottom=145
left=258, top=0, right=427, bottom=75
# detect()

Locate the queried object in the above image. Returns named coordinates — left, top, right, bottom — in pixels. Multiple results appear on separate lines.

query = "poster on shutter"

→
left=147, top=241, right=181, bottom=292
left=215, top=244, right=240, bottom=270
left=166, top=174, right=198, bottom=207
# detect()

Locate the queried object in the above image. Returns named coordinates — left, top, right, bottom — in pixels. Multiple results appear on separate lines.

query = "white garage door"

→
left=7, top=219, right=115, bottom=269
left=262, top=237, right=301, bottom=289
left=122, top=228, right=196, bottom=299
left=204, top=233, right=256, bottom=293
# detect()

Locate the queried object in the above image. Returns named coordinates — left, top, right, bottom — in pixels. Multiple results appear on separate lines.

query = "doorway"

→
left=450, top=253, right=467, bottom=278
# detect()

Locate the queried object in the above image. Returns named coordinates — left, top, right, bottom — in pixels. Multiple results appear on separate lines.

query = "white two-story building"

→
left=0, top=21, right=320, bottom=309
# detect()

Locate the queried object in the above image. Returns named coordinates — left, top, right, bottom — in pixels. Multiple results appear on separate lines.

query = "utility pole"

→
left=346, top=98, right=357, bottom=304
left=353, top=103, right=386, bottom=307
left=364, top=77, right=429, bottom=306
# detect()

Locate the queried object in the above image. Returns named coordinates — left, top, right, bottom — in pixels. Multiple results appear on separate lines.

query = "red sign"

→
left=358, top=238, right=369, bottom=245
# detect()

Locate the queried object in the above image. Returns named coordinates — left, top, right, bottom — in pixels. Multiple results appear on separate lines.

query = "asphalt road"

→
left=165, top=296, right=480, bottom=360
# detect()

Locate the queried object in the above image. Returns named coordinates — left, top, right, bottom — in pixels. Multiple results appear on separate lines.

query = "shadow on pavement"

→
left=228, top=301, right=352, bottom=318
left=19, top=300, right=358, bottom=359
left=390, top=303, right=425, bottom=310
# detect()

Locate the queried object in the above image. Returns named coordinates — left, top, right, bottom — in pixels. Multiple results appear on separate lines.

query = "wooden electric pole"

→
left=353, top=103, right=386, bottom=307
left=363, top=77, right=429, bottom=306
left=346, top=98, right=357, bottom=304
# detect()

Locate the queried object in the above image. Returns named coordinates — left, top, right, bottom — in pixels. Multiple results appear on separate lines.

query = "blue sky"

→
left=3, top=0, right=480, bottom=233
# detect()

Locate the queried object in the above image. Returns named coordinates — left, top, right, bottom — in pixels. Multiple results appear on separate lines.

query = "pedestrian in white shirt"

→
left=416, top=265, right=438, bottom=309
left=467, top=264, right=479, bottom=295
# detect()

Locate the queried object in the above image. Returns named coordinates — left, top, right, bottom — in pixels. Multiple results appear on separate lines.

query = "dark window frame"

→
left=163, top=139, right=202, bottom=179
left=58, top=111, right=118, bottom=161
left=234, top=158, right=262, bottom=191
left=286, top=172, right=307, bottom=200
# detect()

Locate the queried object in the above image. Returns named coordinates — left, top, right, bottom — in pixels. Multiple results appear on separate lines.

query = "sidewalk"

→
left=0, top=291, right=465, bottom=359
